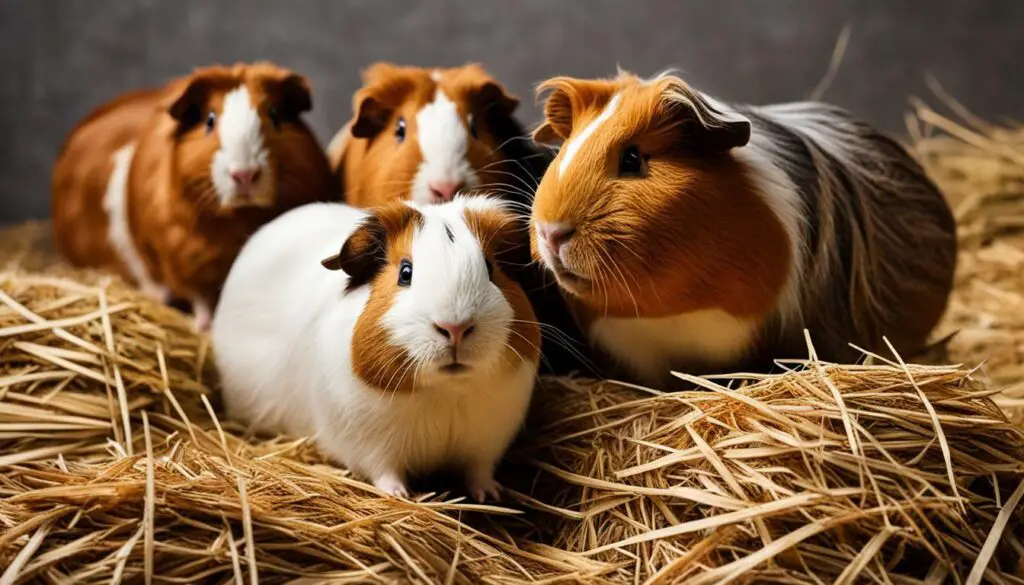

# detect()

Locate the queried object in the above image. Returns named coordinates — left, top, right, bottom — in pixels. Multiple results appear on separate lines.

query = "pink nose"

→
left=434, top=320, right=475, bottom=346
left=230, top=167, right=261, bottom=191
left=428, top=180, right=463, bottom=202
left=536, top=222, right=576, bottom=256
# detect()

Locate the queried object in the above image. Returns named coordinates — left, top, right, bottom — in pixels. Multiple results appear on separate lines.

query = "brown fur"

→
left=531, top=75, right=790, bottom=322
left=463, top=207, right=542, bottom=367
left=345, top=205, right=423, bottom=394
left=330, top=63, right=520, bottom=207
left=52, top=62, right=336, bottom=314
left=52, top=89, right=164, bottom=269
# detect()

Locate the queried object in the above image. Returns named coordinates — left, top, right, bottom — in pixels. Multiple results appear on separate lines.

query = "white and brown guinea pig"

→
left=211, top=197, right=540, bottom=501
left=326, top=62, right=547, bottom=208
left=52, top=62, right=336, bottom=329
left=530, top=70, right=957, bottom=385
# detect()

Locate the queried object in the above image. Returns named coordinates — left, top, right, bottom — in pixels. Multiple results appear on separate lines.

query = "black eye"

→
left=395, top=117, right=406, bottom=143
left=485, top=258, right=494, bottom=281
left=468, top=114, right=478, bottom=139
left=269, top=106, right=281, bottom=129
left=397, top=259, right=413, bottom=286
left=619, top=145, right=646, bottom=177
left=205, top=112, right=217, bottom=133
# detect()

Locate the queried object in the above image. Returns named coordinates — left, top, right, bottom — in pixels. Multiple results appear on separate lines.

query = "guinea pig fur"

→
left=327, top=62, right=547, bottom=209
left=529, top=70, right=957, bottom=386
left=51, top=62, right=336, bottom=330
left=327, top=62, right=591, bottom=377
left=211, top=197, right=541, bottom=501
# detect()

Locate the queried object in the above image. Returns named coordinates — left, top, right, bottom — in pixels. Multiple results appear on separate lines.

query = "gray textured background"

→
left=2, top=0, right=1022, bottom=223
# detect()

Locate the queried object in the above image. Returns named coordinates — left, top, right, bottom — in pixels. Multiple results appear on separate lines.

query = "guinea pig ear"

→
left=469, top=79, right=519, bottom=118
left=321, top=216, right=386, bottom=290
left=165, top=74, right=214, bottom=130
left=350, top=90, right=392, bottom=139
left=262, top=70, right=313, bottom=116
left=660, top=80, right=752, bottom=153
left=532, top=76, right=614, bottom=145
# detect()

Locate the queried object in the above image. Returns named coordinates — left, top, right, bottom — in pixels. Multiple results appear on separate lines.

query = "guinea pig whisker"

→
left=477, top=156, right=539, bottom=189
left=595, top=246, right=640, bottom=318
left=508, top=319, right=599, bottom=374
left=476, top=168, right=540, bottom=196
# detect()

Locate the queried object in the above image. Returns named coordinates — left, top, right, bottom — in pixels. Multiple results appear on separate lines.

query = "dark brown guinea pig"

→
left=529, top=70, right=957, bottom=386
left=52, top=62, right=336, bottom=329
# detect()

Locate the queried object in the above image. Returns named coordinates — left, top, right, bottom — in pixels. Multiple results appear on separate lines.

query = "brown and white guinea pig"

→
left=52, top=62, right=336, bottom=329
left=529, top=70, right=957, bottom=385
left=211, top=197, right=540, bottom=501
left=327, top=62, right=590, bottom=375
left=326, top=62, right=547, bottom=208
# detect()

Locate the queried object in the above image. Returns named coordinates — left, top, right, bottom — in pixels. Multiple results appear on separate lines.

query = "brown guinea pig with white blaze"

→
left=326, top=62, right=542, bottom=208
left=529, top=70, right=957, bottom=385
left=211, top=197, right=541, bottom=500
left=51, top=62, right=336, bottom=329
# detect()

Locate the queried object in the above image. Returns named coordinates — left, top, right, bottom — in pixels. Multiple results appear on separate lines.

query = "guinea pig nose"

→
left=230, top=167, right=261, bottom=190
left=536, top=222, right=576, bottom=253
left=428, top=180, right=463, bottom=202
left=433, top=320, right=475, bottom=346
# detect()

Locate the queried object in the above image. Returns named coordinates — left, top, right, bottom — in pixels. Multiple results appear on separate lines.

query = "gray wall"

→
left=2, top=0, right=1022, bottom=223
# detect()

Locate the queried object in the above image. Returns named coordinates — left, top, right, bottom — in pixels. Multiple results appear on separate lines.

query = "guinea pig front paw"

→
left=373, top=472, right=410, bottom=499
left=192, top=299, right=213, bottom=332
left=466, top=472, right=502, bottom=503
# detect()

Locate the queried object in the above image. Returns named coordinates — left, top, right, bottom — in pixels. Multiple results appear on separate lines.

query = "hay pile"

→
left=912, top=102, right=1024, bottom=417
left=1, top=108, right=1024, bottom=583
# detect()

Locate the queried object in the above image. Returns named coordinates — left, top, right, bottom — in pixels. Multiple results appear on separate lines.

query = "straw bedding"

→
left=1, top=105, right=1024, bottom=583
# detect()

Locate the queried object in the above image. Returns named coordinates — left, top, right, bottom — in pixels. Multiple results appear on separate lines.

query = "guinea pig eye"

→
left=397, top=259, right=413, bottom=286
left=395, top=117, right=407, bottom=143
left=269, top=106, right=281, bottom=129
left=619, top=145, right=647, bottom=177
left=205, top=112, right=217, bottom=134
left=468, top=114, right=478, bottom=139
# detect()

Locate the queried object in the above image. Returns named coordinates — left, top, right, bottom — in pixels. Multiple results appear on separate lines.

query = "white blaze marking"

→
left=430, top=69, right=443, bottom=82
left=559, top=93, right=621, bottom=176
left=211, top=86, right=268, bottom=202
left=413, top=88, right=477, bottom=203
left=104, top=144, right=168, bottom=300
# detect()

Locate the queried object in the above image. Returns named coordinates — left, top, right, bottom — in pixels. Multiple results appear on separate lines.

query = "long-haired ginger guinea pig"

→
left=326, top=62, right=545, bottom=208
left=211, top=197, right=540, bottom=500
left=51, top=62, right=335, bottom=329
left=529, top=71, right=957, bottom=385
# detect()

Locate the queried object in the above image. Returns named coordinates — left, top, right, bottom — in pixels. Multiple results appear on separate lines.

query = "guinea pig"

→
left=52, top=62, right=336, bottom=330
left=529, top=70, right=957, bottom=386
left=211, top=197, right=541, bottom=501
left=326, top=62, right=546, bottom=209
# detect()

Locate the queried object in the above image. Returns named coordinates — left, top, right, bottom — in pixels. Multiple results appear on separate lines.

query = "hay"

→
left=911, top=101, right=1024, bottom=418
left=527, top=362, right=1024, bottom=582
left=1, top=107, right=1024, bottom=582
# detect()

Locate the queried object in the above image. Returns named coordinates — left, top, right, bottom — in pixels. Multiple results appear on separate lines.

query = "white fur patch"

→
left=732, top=137, right=805, bottom=325
left=104, top=144, right=167, bottom=301
left=326, top=121, right=351, bottom=162
left=590, top=309, right=757, bottom=385
left=413, top=89, right=478, bottom=204
left=211, top=86, right=268, bottom=204
left=559, top=93, right=621, bottom=176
